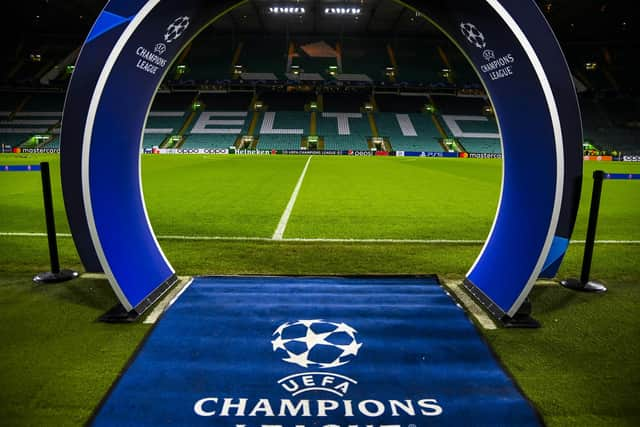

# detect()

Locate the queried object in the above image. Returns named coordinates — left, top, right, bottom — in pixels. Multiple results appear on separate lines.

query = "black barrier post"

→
left=33, top=162, right=79, bottom=284
left=560, top=170, right=607, bottom=292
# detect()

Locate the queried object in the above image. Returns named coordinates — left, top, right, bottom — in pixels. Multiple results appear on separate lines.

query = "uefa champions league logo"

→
left=194, top=316, right=444, bottom=418
left=460, top=22, right=487, bottom=49
left=272, top=319, right=362, bottom=369
left=272, top=320, right=362, bottom=397
left=164, top=16, right=190, bottom=43
left=460, top=22, right=505, bottom=71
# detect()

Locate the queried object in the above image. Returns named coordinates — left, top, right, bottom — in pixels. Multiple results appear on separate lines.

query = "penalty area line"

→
left=1, top=232, right=640, bottom=245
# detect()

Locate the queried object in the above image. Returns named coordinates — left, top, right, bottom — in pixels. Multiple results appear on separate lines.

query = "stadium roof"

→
left=10, top=0, right=638, bottom=43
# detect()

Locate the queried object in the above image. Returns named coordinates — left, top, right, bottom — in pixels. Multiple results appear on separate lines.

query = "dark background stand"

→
left=33, top=162, right=79, bottom=284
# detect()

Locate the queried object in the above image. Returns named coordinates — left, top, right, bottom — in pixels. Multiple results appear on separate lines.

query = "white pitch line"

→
left=1, top=232, right=639, bottom=245
left=272, top=156, right=313, bottom=240
left=0, top=232, right=73, bottom=237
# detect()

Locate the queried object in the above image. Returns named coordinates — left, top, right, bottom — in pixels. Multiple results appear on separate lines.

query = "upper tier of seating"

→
left=430, top=95, right=488, bottom=115
left=375, top=94, right=429, bottom=113
left=323, top=90, right=371, bottom=113
left=199, top=92, right=253, bottom=111
left=259, top=91, right=315, bottom=111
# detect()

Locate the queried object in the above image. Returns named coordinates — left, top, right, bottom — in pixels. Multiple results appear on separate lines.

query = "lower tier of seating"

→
left=323, top=135, right=369, bottom=151
left=257, top=135, right=301, bottom=150
left=142, top=134, right=167, bottom=149
left=459, top=138, right=501, bottom=154
left=182, top=134, right=237, bottom=149
left=390, top=137, right=443, bottom=152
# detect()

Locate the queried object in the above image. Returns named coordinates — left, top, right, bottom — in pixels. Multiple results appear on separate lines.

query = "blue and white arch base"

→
left=60, top=0, right=582, bottom=319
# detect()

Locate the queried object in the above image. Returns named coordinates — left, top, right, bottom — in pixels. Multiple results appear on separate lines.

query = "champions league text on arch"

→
left=60, top=0, right=583, bottom=321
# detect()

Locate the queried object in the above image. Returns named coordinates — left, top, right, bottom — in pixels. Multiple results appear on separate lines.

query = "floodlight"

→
left=268, top=5, right=306, bottom=15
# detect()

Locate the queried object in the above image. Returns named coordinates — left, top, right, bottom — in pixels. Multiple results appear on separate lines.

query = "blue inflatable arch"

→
left=60, top=0, right=582, bottom=320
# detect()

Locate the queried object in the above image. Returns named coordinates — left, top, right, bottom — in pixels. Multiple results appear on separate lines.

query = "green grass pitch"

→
left=0, top=153, right=639, bottom=426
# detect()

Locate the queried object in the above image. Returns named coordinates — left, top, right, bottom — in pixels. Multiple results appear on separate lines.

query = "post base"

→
left=33, top=269, right=79, bottom=284
left=99, top=303, right=140, bottom=323
left=560, top=278, right=607, bottom=293
left=500, top=299, right=540, bottom=328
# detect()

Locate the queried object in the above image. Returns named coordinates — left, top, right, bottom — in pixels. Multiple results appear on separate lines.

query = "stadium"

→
left=1, top=0, right=639, bottom=426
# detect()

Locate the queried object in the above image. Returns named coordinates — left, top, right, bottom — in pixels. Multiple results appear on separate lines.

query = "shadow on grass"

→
left=529, top=285, right=589, bottom=315
left=33, top=277, right=118, bottom=313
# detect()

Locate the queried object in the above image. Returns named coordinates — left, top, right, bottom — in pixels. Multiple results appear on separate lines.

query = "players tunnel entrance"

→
left=60, top=0, right=582, bottom=321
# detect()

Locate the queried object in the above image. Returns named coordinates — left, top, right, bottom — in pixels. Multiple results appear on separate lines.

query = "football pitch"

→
left=1, top=153, right=639, bottom=426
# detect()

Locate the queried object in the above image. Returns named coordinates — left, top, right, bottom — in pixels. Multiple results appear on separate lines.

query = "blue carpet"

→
left=92, top=276, right=541, bottom=426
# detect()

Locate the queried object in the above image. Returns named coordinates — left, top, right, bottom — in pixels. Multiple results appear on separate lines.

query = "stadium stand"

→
left=0, top=92, right=63, bottom=148
left=47, top=137, right=61, bottom=149
left=579, top=95, right=614, bottom=130
left=199, top=92, right=253, bottom=111
left=240, top=72, right=279, bottom=81
left=142, top=112, right=186, bottom=149
left=182, top=35, right=234, bottom=82
left=606, top=46, right=639, bottom=92
left=0, top=91, right=27, bottom=112
left=375, top=113, right=442, bottom=152
left=459, top=137, right=502, bottom=154
left=392, top=39, right=447, bottom=85
left=256, top=111, right=307, bottom=149
left=2, top=5, right=635, bottom=156
left=183, top=133, right=239, bottom=149
left=442, top=45, right=481, bottom=87
left=430, top=94, right=488, bottom=115
left=259, top=90, right=315, bottom=111
left=565, top=46, right=617, bottom=93
left=584, top=127, right=640, bottom=155
left=140, top=134, right=166, bottom=149
left=598, top=95, right=639, bottom=127
left=181, top=110, right=249, bottom=149
left=0, top=110, right=29, bottom=148
left=323, top=89, right=370, bottom=113
left=318, top=112, right=370, bottom=150
left=440, top=115, right=501, bottom=154
left=237, top=35, right=287, bottom=78
left=258, top=111, right=308, bottom=135
left=257, top=135, right=303, bottom=150
left=341, top=37, right=389, bottom=81
left=375, top=93, right=429, bottom=113
left=291, top=38, right=339, bottom=77
left=150, top=92, right=197, bottom=111
left=21, top=92, right=65, bottom=112
left=574, top=94, right=640, bottom=154
left=335, top=74, right=373, bottom=83
left=375, top=112, right=443, bottom=152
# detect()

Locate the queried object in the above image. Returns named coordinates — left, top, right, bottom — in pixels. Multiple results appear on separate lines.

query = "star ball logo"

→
left=460, top=22, right=486, bottom=49
left=273, top=320, right=362, bottom=397
left=272, top=320, right=362, bottom=369
left=164, top=16, right=190, bottom=43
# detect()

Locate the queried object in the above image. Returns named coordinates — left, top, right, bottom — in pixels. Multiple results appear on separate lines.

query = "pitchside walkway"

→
left=91, top=276, right=541, bottom=426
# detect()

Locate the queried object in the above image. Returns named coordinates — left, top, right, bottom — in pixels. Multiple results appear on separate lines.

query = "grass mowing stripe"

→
left=2, top=232, right=640, bottom=245
left=272, top=155, right=312, bottom=240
